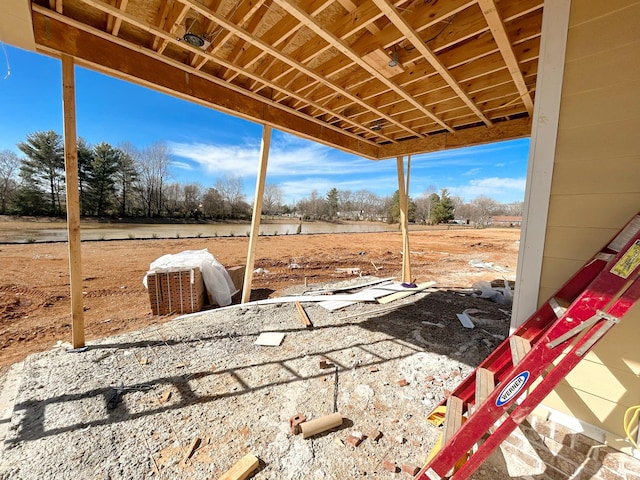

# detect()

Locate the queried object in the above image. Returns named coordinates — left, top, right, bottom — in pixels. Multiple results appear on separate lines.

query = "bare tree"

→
left=0, top=150, right=20, bottom=213
left=135, top=142, right=171, bottom=217
left=262, top=183, right=283, bottom=216
left=183, top=183, right=202, bottom=218
left=337, top=189, right=353, bottom=217
left=201, top=187, right=225, bottom=219
left=470, top=195, right=500, bottom=227
left=414, top=185, right=438, bottom=224
left=215, top=174, right=246, bottom=218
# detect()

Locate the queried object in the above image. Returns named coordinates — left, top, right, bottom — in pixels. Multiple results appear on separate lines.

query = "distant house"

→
left=490, top=216, right=523, bottom=227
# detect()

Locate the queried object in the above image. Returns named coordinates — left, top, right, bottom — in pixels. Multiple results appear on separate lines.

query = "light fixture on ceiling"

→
left=371, top=121, right=383, bottom=131
left=183, top=32, right=205, bottom=47
left=182, top=18, right=206, bottom=48
left=388, top=50, right=399, bottom=68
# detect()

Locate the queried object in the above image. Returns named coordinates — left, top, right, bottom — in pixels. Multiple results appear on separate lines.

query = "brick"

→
left=147, top=268, right=205, bottom=315
left=557, top=444, right=589, bottom=465
left=591, top=446, right=620, bottom=468
left=542, top=436, right=565, bottom=456
left=594, top=466, right=625, bottom=480
left=289, top=413, right=306, bottom=435
left=624, top=457, right=640, bottom=474
left=383, top=461, right=398, bottom=473
left=552, top=423, right=577, bottom=447
left=501, top=443, right=544, bottom=470
left=367, top=429, right=383, bottom=442
left=397, top=379, right=408, bottom=387
left=345, top=432, right=362, bottom=447
left=573, top=433, right=601, bottom=455
left=401, top=464, right=419, bottom=476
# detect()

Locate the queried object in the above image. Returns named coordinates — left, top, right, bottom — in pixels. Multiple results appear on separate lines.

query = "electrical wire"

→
left=624, top=405, right=640, bottom=450
left=404, top=13, right=457, bottom=51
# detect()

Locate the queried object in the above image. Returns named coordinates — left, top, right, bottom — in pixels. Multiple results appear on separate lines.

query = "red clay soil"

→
left=0, top=227, right=520, bottom=374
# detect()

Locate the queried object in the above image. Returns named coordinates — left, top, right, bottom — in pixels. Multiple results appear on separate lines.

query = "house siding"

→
left=538, top=0, right=640, bottom=449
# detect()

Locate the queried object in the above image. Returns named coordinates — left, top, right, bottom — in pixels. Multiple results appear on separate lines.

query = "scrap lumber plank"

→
left=218, top=453, right=260, bottom=480
left=377, top=281, right=436, bottom=304
left=319, top=282, right=409, bottom=311
left=295, top=301, right=313, bottom=328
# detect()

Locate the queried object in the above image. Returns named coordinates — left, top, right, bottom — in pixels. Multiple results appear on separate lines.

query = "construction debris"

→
left=299, top=412, right=343, bottom=439
left=217, top=453, right=260, bottom=480
left=254, top=332, right=285, bottom=346
left=295, top=301, right=313, bottom=328
left=289, top=413, right=307, bottom=435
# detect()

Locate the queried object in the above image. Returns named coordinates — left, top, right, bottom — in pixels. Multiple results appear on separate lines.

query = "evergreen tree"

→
left=431, top=188, right=455, bottom=223
left=85, top=143, right=121, bottom=216
left=386, top=190, right=416, bottom=224
left=77, top=138, right=94, bottom=216
left=17, top=130, right=65, bottom=215
left=326, top=187, right=339, bottom=219
left=115, top=150, right=138, bottom=217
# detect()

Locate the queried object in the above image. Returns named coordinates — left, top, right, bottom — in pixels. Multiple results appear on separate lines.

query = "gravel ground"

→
left=0, top=279, right=516, bottom=479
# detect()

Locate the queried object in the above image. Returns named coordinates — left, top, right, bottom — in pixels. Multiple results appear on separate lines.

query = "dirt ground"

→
left=0, top=227, right=521, bottom=375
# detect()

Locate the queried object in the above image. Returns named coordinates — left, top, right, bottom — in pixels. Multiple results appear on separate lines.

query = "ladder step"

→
left=475, top=368, right=495, bottom=407
left=510, top=335, right=532, bottom=365
left=442, top=395, right=464, bottom=444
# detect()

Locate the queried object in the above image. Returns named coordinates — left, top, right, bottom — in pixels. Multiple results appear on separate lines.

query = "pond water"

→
left=0, top=220, right=399, bottom=243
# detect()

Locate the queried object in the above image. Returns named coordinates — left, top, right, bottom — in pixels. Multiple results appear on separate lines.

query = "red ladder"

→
left=416, top=212, right=640, bottom=480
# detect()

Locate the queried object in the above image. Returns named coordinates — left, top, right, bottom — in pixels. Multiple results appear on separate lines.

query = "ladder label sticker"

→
left=496, top=371, right=530, bottom=407
left=610, top=240, right=640, bottom=279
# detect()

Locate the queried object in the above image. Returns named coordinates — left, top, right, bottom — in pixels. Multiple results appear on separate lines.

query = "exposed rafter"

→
left=478, top=0, right=534, bottom=115
left=19, top=0, right=541, bottom=158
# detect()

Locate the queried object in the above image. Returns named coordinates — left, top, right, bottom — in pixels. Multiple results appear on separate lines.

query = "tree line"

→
left=0, top=130, right=523, bottom=227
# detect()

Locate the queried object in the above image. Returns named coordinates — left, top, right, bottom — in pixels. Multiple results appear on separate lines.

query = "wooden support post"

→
left=61, top=55, right=85, bottom=348
left=241, top=125, right=272, bottom=304
left=396, top=156, right=411, bottom=282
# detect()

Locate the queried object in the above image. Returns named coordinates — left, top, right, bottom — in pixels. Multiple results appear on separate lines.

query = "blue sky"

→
left=0, top=44, right=530, bottom=205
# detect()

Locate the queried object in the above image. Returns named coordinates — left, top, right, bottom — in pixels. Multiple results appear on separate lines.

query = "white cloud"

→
left=447, top=177, right=526, bottom=202
left=463, top=168, right=482, bottom=176
left=171, top=160, right=194, bottom=171
left=168, top=137, right=373, bottom=178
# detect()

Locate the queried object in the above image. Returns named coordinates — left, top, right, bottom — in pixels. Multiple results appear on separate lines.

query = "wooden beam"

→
left=478, top=0, right=534, bottom=116
left=106, top=0, right=128, bottom=36
left=371, top=0, right=491, bottom=127
left=396, top=156, right=411, bottom=283
left=242, top=125, right=272, bottom=304
left=61, top=55, right=85, bottom=349
left=32, top=10, right=380, bottom=159
left=379, top=117, right=531, bottom=159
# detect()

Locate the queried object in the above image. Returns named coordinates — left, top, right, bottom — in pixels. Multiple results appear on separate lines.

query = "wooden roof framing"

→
left=22, top=0, right=542, bottom=159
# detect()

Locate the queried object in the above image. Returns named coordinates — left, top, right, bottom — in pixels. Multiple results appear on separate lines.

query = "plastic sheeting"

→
left=143, top=249, right=237, bottom=307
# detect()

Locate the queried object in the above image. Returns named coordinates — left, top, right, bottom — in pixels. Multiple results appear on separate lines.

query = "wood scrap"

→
left=218, top=453, right=260, bottom=480
left=181, top=437, right=201, bottom=465
left=295, top=301, right=313, bottom=328
left=377, top=281, right=436, bottom=304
